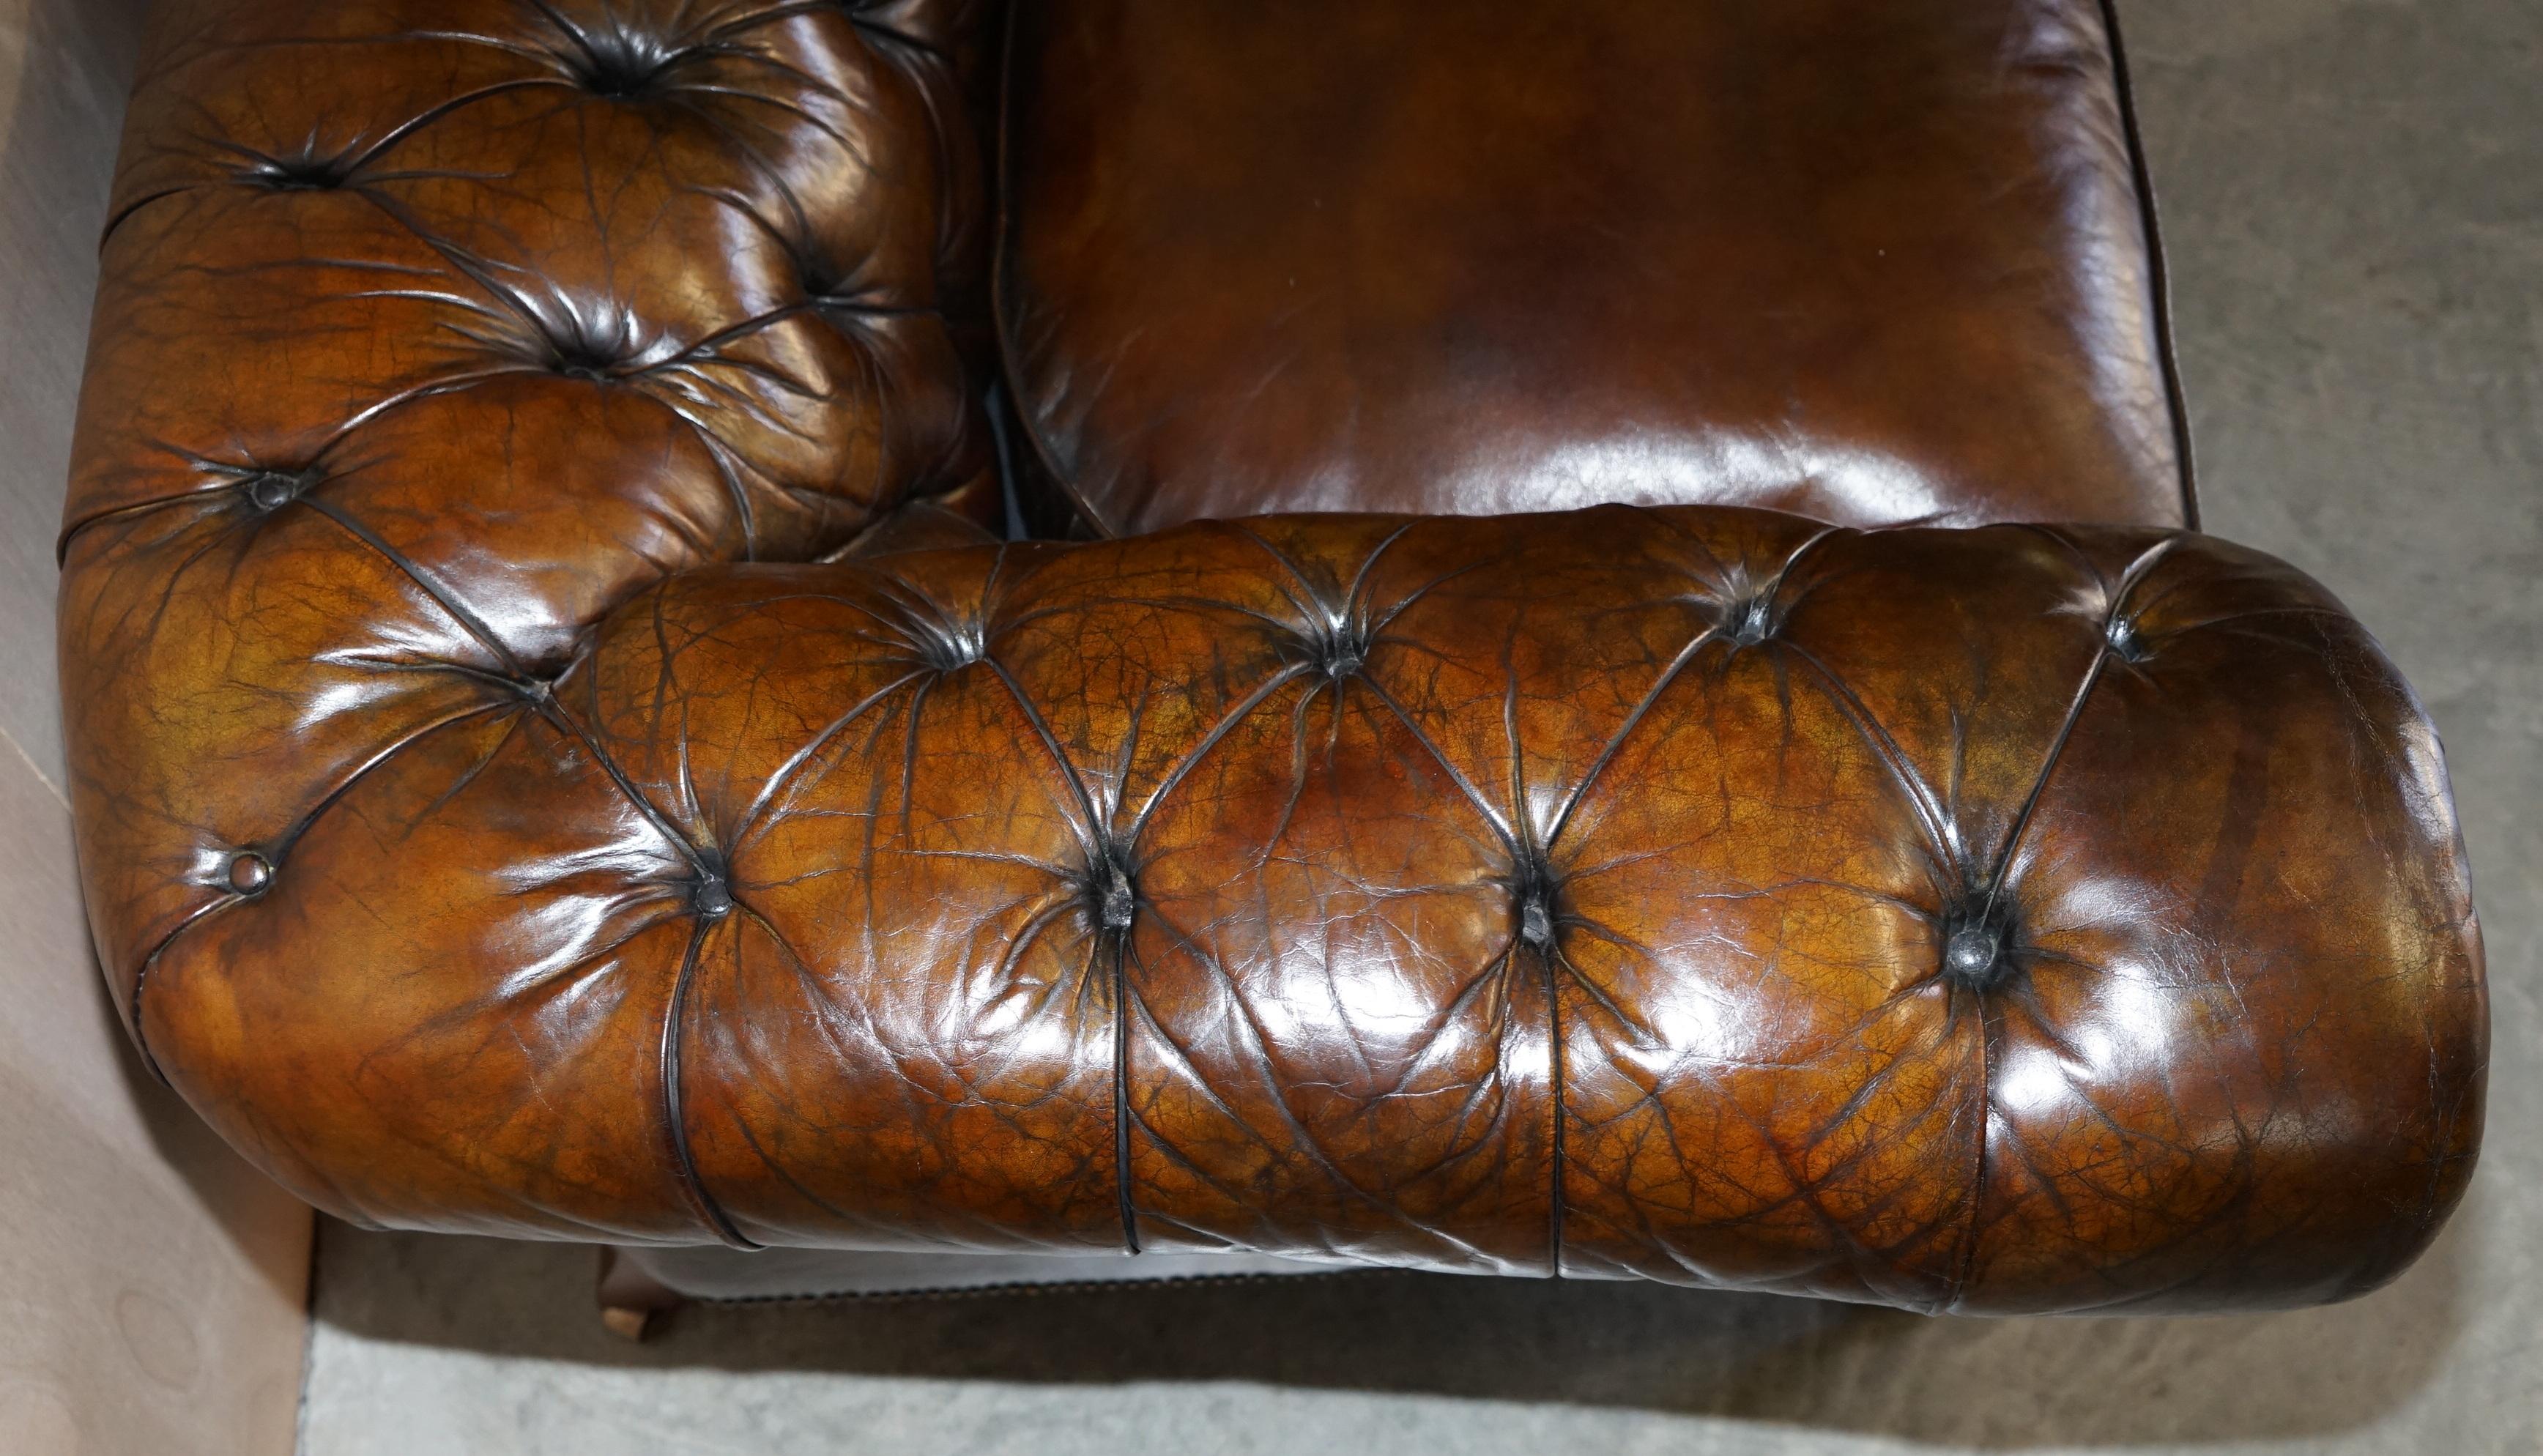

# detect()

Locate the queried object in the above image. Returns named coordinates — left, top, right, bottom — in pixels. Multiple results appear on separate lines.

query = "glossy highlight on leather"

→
left=998, top=0, right=2198, bottom=537
left=57, top=0, right=2484, bottom=1318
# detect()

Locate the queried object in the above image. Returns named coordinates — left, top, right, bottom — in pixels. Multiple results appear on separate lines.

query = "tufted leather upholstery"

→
left=60, top=0, right=2484, bottom=1316
left=67, top=0, right=1001, bottom=1035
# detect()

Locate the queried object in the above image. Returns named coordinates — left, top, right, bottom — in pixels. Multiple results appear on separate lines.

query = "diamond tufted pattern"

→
left=59, top=0, right=2484, bottom=1315
left=64, top=0, right=998, bottom=1028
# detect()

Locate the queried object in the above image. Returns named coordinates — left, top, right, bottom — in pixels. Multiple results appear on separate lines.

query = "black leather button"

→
left=227, top=851, right=272, bottom=895
left=914, top=623, right=981, bottom=671
left=691, top=874, right=732, bottom=918
left=1940, top=922, right=2014, bottom=990
left=1514, top=854, right=1562, bottom=951
left=2106, top=614, right=2147, bottom=661
left=1094, top=857, right=1136, bottom=932
left=1519, top=892, right=1555, bottom=950
left=1727, top=598, right=1775, bottom=647
left=1302, top=614, right=1370, bottom=680
left=242, top=153, right=350, bottom=191
left=241, top=469, right=313, bottom=512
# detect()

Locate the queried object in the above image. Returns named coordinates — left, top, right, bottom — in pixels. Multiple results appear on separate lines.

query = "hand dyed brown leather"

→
left=1000, top=0, right=2197, bottom=537
left=60, top=0, right=2484, bottom=1318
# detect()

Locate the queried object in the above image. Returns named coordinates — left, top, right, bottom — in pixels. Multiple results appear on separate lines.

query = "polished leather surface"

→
left=67, top=0, right=999, bottom=1042
left=67, top=482, right=2486, bottom=1310
left=60, top=0, right=2484, bottom=1318
left=1000, top=0, right=2196, bottom=536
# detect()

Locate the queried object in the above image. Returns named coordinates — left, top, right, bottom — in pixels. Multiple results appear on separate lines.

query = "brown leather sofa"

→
left=61, top=0, right=2486, bottom=1318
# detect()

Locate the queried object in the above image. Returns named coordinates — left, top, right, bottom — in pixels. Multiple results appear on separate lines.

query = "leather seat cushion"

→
left=998, top=0, right=2196, bottom=535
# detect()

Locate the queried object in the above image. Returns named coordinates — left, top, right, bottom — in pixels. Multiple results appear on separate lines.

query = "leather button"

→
left=915, top=623, right=982, bottom=672
left=240, top=469, right=313, bottom=512
left=562, top=29, right=686, bottom=100
left=1518, top=893, right=1555, bottom=950
left=691, top=874, right=732, bottom=918
left=1514, top=856, right=1561, bottom=951
left=1301, top=614, right=1370, bottom=679
left=1940, top=923, right=2009, bottom=990
left=242, top=152, right=349, bottom=191
left=1726, top=598, right=1775, bottom=647
left=226, top=851, right=272, bottom=895
left=2105, top=614, right=2147, bottom=661
left=1094, top=858, right=1136, bottom=932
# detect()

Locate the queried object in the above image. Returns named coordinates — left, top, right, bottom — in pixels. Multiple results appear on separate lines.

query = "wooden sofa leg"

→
left=595, top=1247, right=685, bottom=1341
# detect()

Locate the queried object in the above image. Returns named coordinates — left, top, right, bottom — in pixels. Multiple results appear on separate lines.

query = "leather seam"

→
left=1952, top=983, right=2001, bottom=1313
left=1945, top=535, right=2160, bottom=1309
left=302, top=497, right=529, bottom=677
left=841, top=7, right=950, bottom=62
left=1112, top=935, right=1140, bottom=1255
left=987, top=1, right=1116, bottom=539
left=2097, top=0, right=2202, bottom=530
left=121, top=898, right=235, bottom=1091
left=1783, top=647, right=1958, bottom=873
left=1544, top=938, right=1568, bottom=1279
left=119, top=695, right=527, bottom=1090
left=663, top=915, right=761, bottom=1249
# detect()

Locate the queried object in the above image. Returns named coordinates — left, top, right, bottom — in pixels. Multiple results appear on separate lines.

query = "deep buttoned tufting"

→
left=67, top=0, right=999, bottom=1034
left=59, top=0, right=2484, bottom=1316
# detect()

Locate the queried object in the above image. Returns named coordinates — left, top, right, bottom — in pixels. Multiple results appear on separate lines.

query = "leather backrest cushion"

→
left=998, top=0, right=2195, bottom=536
left=64, top=0, right=1001, bottom=1041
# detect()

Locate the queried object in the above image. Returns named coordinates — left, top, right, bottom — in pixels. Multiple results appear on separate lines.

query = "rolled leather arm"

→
left=62, top=0, right=2481, bottom=1317
left=69, top=494, right=2485, bottom=1314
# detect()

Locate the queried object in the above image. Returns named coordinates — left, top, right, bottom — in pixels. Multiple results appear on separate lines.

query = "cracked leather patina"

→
left=61, top=0, right=2485, bottom=1317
